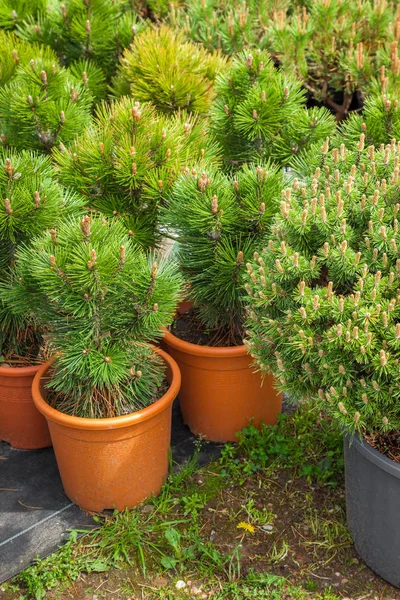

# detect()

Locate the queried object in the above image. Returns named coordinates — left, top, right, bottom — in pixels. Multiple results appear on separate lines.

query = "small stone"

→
left=176, top=580, right=186, bottom=590
left=334, top=572, right=341, bottom=577
left=267, top=503, right=273, bottom=509
left=191, top=586, right=202, bottom=595
left=152, top=577, right=168, bottom=588
left=340, top=578, right=349, bottom=585
left=261, top=524, right=273, bottom=531
left=141, top=503, right=155, bottom=513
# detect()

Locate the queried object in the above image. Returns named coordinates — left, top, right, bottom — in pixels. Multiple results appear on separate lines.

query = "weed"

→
left=305, top=578, right=319, bottom=592
left=17, top=531, right=107, bottom=600
left=226, top=543, right=243, bottom=582
left=304, top=508, right=352, bottom=563
left=239, top=496, right=275, bottom=527
left=180, top=491, right=207, bottom=516
left=213, top=572, right=340, bottom=599
left=269, top=539, right=290, bottom=563
left=221, top=404, right=344, bottom=487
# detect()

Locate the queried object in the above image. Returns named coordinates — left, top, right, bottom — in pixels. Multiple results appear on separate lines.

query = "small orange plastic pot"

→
left=163, top=329, right=282, bottom=443
left=0, top=364, right=51, bottom=449
left=32, top=350, right=181, bottom=512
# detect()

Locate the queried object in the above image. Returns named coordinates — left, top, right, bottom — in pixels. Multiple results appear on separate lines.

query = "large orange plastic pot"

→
left=163, top=329, right=282, bottom=443
left=32, top=349, right=181, bottom=512
left=0, top=364, right=51, bottom=449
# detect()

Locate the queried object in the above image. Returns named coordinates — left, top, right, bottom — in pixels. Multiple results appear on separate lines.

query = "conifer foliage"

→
left=340, top=93, right=400, bottom=148
left=245, top=136, right=400, bottom=435
left=0, top=0, right=46, bottom=30
left=0, top=56, right=95, bottom=152
left=53, top=96, right=221, bottom=249
left=17, top=0, right=142, bottom=82
left=163, top=161, right=283, bottom=344
left=265, top=0, right=397, bottom=119
left=13, top=215, right=183, bottom=418
left=0, top=30, right=58, bottom=88
left=111, top=25, right=229, bottom=115
left=211, top=50, right=335, bottom=169
left=168, top=0, right=278, bottom=56
left=0, top=150, right=82, bottom=361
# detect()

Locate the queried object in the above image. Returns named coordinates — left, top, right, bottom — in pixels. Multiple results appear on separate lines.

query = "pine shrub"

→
left=168, top=0, right=302, bottom=57
left=265, top=0, right=397, bottom=119
left=0, top=57, right=95, bottom=152
left=162, top=161, right=283, bottom=345
left=168, top=0, right=265, bottom=56
left=111, top=25, right=229, bottom=115
left=210, top=49, right=336, bottom=169
left=245, top=135, right=400, bottom=435
left=0, top=149, right=83, bottom=361
left=17, top=0, right=142, bottom=82
left=53, top=96, right=221, bottom=249
left=13, top=215, right=183, bottom=418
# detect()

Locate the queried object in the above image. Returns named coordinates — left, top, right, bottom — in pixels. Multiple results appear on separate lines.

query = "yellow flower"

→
left=237, top=521, right=255, bottom=534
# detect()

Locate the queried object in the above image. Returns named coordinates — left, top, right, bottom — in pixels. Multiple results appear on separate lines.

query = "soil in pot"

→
left=344, top=432, right=400, bottom=588
left=31, top=350, right=181, bottom=512
left=0, top=360, right=51, bottom=450
left=163, top=308, right=282, bottom=443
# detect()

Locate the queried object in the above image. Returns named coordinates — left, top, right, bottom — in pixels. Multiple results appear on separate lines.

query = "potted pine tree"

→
left=14, top=214, right=182, bottom=512
left=161, top=162, right=283, bottom=443
left=210, top=49, right=335, bottom=169
left=245, top=135, right=400, bottom=587
left=53, top=95, right=221, bottom=249
left=111, top=25, right=228, bottom=115
left=0, top=149, right=82, bottom=449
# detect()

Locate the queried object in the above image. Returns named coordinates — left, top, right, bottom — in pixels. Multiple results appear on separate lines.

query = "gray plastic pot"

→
left=345, top=433, right=400, bottom=587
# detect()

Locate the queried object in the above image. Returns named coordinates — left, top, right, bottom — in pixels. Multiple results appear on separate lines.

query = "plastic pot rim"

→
left=163, top=327, right=248, bottom=358
left=0, top=363, right=42, bottom=377
left=345, top=431, right=400, bottom=480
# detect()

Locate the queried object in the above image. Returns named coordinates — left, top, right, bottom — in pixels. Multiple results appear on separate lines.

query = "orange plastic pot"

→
left=32, top=350, right=181, bottom=512
left=163, top=329, right=282, bottom=443
left=0, top=364, right=51, bottom=449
